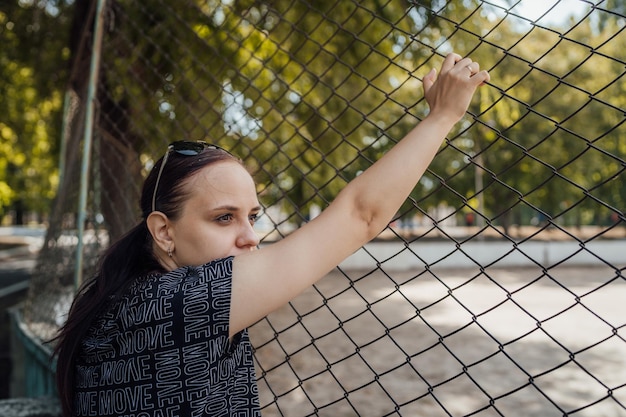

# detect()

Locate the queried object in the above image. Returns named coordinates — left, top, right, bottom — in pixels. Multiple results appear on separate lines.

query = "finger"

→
left=441, top=52, right=462, bottom=73
left=422, top=68, right=437, bottom=93
left=467, top=61, right=480, bottom=75
left=472, top=69, right=490, bottom=86
left=454, top=57, right=474, bottom=75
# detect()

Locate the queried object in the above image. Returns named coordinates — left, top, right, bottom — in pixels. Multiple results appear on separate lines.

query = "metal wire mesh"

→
left=24, top=0, right=625, bottom=415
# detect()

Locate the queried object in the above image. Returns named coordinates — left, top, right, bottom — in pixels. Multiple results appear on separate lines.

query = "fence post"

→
left=74, top=0, right=108, bottom=289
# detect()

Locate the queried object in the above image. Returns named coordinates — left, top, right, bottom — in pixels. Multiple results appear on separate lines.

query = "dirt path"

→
left=250, top=265, right=626, bottom=417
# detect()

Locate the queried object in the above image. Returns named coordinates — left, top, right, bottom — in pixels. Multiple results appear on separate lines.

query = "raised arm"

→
left=230, top=53, right=490, bottom=337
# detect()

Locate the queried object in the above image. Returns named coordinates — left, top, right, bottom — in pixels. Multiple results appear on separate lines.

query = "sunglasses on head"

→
left=151, top=141, right=229, bottom=213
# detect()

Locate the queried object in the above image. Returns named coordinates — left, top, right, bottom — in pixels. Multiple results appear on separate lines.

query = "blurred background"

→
left=0, top=0, right=624, bottom=416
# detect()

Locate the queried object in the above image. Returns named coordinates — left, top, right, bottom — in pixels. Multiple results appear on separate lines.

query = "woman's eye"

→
left=217, top=214, right=233, bottom=223
left=249, top=214, right=259, bottom=224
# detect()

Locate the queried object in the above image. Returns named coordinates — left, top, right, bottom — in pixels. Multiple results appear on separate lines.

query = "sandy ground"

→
left=249, top=265, right=626, bottom=417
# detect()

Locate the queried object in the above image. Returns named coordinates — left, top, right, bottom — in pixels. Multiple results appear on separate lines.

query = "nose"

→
left=236, top=221, right=260, bottom=250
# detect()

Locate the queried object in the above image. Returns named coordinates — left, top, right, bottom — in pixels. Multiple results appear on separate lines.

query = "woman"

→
left=54, top=53, right=489, bottom=416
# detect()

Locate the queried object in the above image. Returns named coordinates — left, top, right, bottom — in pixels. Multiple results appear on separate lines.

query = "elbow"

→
left=335, top=184, right=390, bottom=244
left=365, top=213, right=389, bottom=241
left=352, top=198, right=388, bottom=242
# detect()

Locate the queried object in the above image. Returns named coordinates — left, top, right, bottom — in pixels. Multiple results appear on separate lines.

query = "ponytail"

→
left=53, top=220, right=161, bottom=417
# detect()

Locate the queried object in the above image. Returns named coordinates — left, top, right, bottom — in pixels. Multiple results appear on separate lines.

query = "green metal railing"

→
left=9, top=308, right=56, bottom=398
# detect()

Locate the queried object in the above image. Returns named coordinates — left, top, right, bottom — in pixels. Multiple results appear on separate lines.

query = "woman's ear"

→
left=146, top=211, right=174, bottom=254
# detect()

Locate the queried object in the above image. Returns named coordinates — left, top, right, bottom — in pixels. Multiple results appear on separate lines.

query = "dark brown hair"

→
left=53, top=146, right=239, bottom=417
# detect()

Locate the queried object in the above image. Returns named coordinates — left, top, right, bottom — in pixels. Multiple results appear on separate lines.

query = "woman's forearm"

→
left=339, top=113, right=456, bottom=239
left=230, top=55, right=489, bottom=335
left=338, top=53, right=490, bottom=241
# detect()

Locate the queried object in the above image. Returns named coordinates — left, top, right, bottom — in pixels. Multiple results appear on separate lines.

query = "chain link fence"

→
left=21, top=0, right=625, bottom=415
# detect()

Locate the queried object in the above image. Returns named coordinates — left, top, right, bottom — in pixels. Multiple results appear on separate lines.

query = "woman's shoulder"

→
left=126, top=256, right=235, bottom=300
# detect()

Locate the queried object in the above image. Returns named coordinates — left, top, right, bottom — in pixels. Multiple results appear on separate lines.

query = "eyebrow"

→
left=212, top=204, right=262, bottom=213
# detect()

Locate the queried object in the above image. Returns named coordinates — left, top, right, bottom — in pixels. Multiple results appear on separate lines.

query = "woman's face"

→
left=168, top=160, right=261, bottom=266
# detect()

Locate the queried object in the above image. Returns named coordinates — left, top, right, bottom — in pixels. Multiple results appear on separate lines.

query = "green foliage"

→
left=0, top=1, right=71, bottom=221
left=410, top=4, right=625, bottom=228
left=1, top=0, right=623, bottom=230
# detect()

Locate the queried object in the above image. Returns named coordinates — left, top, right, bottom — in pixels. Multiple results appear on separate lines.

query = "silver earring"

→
left=167, top=246, right=173, bottom=258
